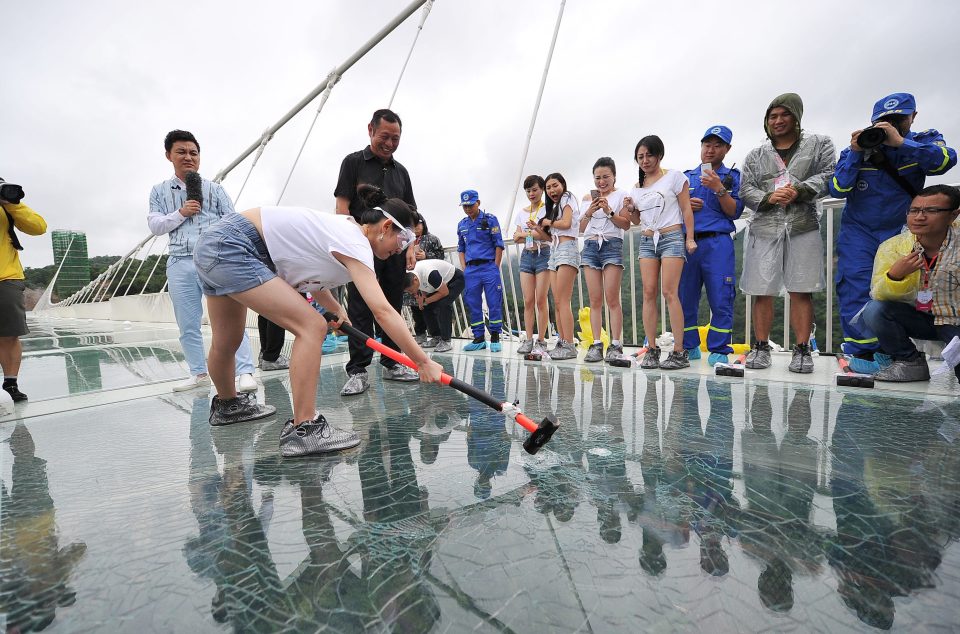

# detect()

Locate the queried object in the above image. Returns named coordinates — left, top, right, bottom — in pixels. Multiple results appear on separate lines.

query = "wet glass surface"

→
left=2, top=352, right=959, bottom=632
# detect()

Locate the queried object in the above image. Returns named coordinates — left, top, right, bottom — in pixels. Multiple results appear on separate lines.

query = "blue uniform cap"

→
left=459, top=189, right=480, bottom=206
left=701, top=125, right=733, bottom=145
left=872, top=93, right=916, bottom=122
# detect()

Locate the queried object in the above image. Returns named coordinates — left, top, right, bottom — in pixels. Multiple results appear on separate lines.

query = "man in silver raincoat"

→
left=739, top=93, right=836, bottom=374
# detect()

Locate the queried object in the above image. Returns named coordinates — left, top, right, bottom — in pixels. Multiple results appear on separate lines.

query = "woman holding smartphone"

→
left=579, top=157, right=631, bottom=363
left=540, top=172, right=580, bottom=360
left=624, top=135, right=697, bottom=370
left=512, top=175, right=552, bottom=358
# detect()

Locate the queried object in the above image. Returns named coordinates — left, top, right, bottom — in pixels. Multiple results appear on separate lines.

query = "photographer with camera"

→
left=830, top=93, right=956, bottom=372
left=0, top=178, right=47, bottom=402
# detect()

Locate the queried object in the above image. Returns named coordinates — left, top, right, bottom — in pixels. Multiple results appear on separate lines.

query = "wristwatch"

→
left=715, top=187, right=729, bottom=197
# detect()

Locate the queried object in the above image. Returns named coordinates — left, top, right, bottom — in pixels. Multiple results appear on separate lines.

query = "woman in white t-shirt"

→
left=511, top=175, right=552, bottom=357
left=192, top=185, right=443, bottom=458
left=623, top=135, right=697, bottom=371
left=579, top=157, right=632, bottom=363
left=539, top=172, right=580, bottom=360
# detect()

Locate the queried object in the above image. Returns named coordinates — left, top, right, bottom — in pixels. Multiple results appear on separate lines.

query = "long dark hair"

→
left=356, top=184, right=417, bottom=227
left=634, top=135, right=665, bottom=187
left=544, top=172, right=569, bottom=222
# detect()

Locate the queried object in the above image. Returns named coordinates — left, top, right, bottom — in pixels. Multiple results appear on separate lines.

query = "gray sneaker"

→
left=422, top=337, right=438, bottom=348
left=259, top=355, right=290, bottom=371
left=660, top=350, right=690, bottom=370
left=874, top=353, right=930, bottom=382
left=640, top=347, right=661, bottom=369
left=549, top=340, right=578, bottom=360
left=279, top=415, right=361, bottom=458
left=433, top=339, right=453, bottom=353
left=526, top=339, right=549, bottom=360
left=745, top=341, right=772, bottom=369
left=384, top=364, right=419, bottom=382
left=415, top=334, right=427, bottom=345
left=788, top=343, right=814, bottom=374
left=340, top=372, right=369, bottom=396
left=604, top=343, right=624, bottom=364
left=584, top=342, right=604, bottom=363
left=517, top=339, right=534, bottom=355
left=208, top=394, right=276, bottom=427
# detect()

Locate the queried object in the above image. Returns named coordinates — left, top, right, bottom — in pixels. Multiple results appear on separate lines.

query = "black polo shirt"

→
left=334, top=146, right=417, bottom=221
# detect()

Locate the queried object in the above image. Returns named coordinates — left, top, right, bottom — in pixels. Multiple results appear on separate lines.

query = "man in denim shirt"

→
left=148, top=129, right=257, bottom=393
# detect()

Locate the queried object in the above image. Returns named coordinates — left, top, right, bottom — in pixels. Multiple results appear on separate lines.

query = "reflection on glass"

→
left=0, top=424, right=87, bottom=631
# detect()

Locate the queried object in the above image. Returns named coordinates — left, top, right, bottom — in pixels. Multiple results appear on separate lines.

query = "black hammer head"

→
left=715, top=362, right=745, bottom=378
left=522, top=415, right=559, bottom=455
left=607, top=357, right=632, bottom=368
left=836, top=373, right=875, bottom=389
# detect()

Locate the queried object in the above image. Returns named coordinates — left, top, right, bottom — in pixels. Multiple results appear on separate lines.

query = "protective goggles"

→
left=375, top=207, right=416, bottom=250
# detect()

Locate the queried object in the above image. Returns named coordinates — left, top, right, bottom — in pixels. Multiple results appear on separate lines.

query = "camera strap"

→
left=1, top=205, right=23, bottom=251
left=867, top=151, right=918, bottom=199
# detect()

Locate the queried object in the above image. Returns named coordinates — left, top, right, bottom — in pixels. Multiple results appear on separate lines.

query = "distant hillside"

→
left=23, top=254, right=169, bottom=306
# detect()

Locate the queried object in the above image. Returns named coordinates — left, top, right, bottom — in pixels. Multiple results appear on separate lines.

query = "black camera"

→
left=857, top=126, right=887, bottom=150
left=0, top=178, right=25, bottom=204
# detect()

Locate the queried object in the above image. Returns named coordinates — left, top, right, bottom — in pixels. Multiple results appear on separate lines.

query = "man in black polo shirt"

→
left=335, top=108, right=420, bottom=395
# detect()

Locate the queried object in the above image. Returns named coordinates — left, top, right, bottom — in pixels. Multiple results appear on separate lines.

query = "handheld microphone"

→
left=185, top=171, right=203, bottom=205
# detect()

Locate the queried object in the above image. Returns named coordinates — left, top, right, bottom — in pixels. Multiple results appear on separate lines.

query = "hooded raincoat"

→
left=740, top=94, right=836, bottom=240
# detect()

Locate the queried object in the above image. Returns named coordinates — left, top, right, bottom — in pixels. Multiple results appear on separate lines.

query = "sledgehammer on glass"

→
left=323, top=313, right=559, bottom=454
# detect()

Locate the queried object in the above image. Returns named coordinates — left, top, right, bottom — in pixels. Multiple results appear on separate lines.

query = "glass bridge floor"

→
left=2, top=318, right=959, bottom=632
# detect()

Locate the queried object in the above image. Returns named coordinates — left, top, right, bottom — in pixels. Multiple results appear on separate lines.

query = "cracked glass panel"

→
left=2, top=349, right=959, bottom=632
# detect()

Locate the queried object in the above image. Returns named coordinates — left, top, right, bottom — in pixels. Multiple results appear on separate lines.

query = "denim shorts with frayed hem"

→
left=638, top=230, right=686, bottom=260
left=194, top=214, right=278, bottom=296
left=548, top=240, right=580, bottom=271
left=519, top=246, right=551, bottom=275
left=580, top=237, right=624, bottom=270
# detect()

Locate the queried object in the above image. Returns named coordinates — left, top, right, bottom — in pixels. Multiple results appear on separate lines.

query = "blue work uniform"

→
left=829, top=129, right=956, bottom=355
left=679, top=164, right=743, bottom=354
left=457, top=210, right=505, bottom=337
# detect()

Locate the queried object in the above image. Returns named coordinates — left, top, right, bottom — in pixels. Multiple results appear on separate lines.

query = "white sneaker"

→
left=173, top=374, right=211, bottom=392
left=237, top=373, right=259, bottom=392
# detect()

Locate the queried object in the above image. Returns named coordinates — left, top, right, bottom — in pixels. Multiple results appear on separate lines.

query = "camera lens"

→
left=857, top=126, right=887, bottom=150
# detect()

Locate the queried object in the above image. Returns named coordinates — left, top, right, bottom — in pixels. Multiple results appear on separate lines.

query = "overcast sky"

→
left=5, top=0, right=960, bottom=270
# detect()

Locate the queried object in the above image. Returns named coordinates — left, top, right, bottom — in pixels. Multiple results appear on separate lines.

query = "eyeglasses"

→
left=906, top=207, right=958, bottom=216
left=375, top=207, right=416, bottom=250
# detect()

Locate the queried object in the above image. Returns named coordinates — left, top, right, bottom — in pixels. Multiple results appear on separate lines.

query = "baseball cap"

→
left=871, top=93, right=916, bottom=122
left=459, top=190, right=479, bottom=206
left=701, top=125, right=733, bottom=145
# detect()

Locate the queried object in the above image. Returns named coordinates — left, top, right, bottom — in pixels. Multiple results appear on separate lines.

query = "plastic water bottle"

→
left=809, top=323, right=819, bottom=356
left=525, top=230, right=534, bottom=250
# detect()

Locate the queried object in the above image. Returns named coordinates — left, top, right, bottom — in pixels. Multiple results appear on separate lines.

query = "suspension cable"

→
left=500, top=0, right=567, bottom=339
left=275, top=70, right=341, bottom=205
left=388, top=0, right=435, bottom=108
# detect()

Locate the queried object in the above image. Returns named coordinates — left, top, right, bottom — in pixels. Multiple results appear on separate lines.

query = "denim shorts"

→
left=580, top=237, right=624, bottom=270
left=194, top=214, right=277, bottom=296
left=520, top=246, right=551, bottom=275
left=548, top=240, right=580, bottom=271
left=638, top=230, right=686, bottom=260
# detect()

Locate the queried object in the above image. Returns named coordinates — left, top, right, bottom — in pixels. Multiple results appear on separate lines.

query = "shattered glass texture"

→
left=2, top=321, right=960, bottom=632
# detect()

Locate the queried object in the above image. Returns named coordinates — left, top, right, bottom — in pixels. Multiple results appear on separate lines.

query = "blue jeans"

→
left=166, top=256, right=255, bottom=376
left=861, top=300, right=960, bottom=380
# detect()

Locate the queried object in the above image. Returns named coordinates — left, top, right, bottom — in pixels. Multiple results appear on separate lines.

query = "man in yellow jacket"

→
left=861, top=184, right=960, bottom=382
left=0, top=179, right=47, bottom=401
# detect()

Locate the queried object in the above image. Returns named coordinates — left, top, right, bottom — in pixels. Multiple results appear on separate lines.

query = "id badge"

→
left=916, top=288, right=934, bottom=312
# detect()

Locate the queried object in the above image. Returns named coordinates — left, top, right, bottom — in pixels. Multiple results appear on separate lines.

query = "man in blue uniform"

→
left=680, top=125, right=744, bottom=366
left=830, top=93, right=956, bottom=372
left=457, top=190, right=504, bottom=352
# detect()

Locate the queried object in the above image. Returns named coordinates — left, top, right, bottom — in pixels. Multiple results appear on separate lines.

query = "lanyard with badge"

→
left=526, top=202, right=543, bottom=252
left=914, top=241, right=940, bottom=313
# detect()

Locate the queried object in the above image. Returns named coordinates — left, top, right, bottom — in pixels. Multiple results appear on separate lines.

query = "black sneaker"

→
left=2, top=383, right=27, bottom=402
left=279, top=415, right=361, bottom=458
left=208, top=394, right=276, bottom=426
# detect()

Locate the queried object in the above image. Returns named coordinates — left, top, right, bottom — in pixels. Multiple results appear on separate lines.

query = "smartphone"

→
left=590, top=189, right=600, bottom=200
left=700, top=163, right=713, bottom=175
